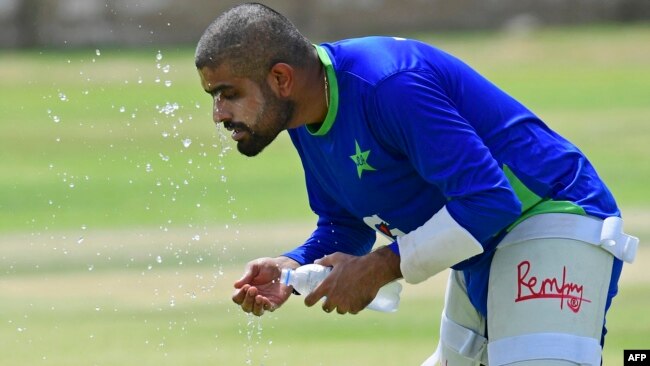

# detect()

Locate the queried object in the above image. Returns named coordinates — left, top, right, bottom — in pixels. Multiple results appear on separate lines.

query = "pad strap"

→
left=488, top=332, right=601, bottom=365
left=499, top=214, right=638, bottom=263
left=440, top=313, right=488, bottom=364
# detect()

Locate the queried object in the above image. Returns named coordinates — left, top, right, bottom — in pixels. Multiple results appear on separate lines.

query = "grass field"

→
left=1, top=23, right=649, bottom=365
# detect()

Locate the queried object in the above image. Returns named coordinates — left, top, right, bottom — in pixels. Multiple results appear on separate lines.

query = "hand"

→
left=304, top=247, right=401, bottom=315
left=232, top=256, right=298, bottom=316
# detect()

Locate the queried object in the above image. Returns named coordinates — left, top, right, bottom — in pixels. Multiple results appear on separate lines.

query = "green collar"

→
left=307, top=45, right=339, bottom=136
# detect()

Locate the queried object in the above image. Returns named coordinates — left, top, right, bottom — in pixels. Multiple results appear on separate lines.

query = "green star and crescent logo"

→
left=349, top=140, right=376, bottom=178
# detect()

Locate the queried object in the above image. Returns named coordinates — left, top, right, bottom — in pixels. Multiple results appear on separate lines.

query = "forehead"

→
left=198, top=63, right=237, bottom=92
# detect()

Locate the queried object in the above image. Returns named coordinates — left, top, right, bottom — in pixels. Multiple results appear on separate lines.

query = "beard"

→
left=235, top=84, right=294, bottom=157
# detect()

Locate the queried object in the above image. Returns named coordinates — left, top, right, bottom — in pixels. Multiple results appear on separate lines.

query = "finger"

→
left=314, top=253, right=336, bottom=266
left=304, top=288, right=326, bottom=307
left=252, top=294, right=272, bottom=316
left=240, top=286, right=258, bottom=313
left=321, top=298, right=336, bottom=314
left=233, top=268, right=255, bottom=289
left=231, top=284, right=250, bottom=305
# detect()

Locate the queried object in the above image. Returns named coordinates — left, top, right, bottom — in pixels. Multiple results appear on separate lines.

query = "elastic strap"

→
left=500, top=214, right=638, bottom=263
left=438, top=313, right=488, bottom=364
left=488, top=332, right=601, bottom=365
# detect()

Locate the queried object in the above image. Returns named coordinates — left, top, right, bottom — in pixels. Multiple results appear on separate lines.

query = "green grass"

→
left=1, top=224, right=648, bottom=366
left=1, top=24, right=649, bottom=366
left=1, top=24, right=650, bottom=233
left=0, top=47, right=312, bottom=233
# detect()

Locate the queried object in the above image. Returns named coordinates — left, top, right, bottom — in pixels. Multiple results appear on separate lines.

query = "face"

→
left=198, top=64, right=294, bottom=157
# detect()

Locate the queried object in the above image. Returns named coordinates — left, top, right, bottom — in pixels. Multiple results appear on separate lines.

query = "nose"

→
left=212, top=97, right=231, bottom=124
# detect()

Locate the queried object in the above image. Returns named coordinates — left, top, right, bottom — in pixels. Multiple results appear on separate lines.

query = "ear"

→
left=267, top=63, right=294, bottom=98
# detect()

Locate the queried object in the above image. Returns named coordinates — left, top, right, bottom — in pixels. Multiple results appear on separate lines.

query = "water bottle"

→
left=279, top=263, right=402, bottom=313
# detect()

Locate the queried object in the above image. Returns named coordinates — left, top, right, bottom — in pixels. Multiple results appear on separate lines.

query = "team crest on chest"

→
left=363, top=215, right=405, bottom=240
left=349, top=139, right=376, bottom=178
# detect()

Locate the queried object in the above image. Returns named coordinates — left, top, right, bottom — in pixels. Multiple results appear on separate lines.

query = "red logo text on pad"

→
left=515, top=260, right=591, bottom=313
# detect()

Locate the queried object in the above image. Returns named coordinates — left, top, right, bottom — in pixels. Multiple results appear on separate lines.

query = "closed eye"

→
left=206, top=85, right=236, bottom=100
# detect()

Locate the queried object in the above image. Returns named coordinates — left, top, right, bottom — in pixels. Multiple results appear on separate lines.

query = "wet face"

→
left=198, top=64, right=294, bottom=157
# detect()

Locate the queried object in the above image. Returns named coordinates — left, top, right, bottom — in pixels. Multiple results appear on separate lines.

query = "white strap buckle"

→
left=600, top=216, right=639, bottom=263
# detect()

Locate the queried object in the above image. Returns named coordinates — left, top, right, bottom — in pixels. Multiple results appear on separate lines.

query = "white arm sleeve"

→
left=397, top=206, right=484, bottom=284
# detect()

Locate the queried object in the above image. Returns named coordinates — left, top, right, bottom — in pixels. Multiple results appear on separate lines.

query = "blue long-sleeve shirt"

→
left=283, top=36, right=618, bottom=277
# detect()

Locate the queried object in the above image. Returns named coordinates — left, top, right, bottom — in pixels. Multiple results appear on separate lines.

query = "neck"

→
left=286, top=47, right=329, bottom=129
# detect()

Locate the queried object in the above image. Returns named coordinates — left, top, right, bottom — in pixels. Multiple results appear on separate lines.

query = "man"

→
left=195, top=3, right=638, bottom=365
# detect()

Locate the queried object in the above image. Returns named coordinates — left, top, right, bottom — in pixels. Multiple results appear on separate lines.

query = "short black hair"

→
left=195, top=3, right=312, bottom=82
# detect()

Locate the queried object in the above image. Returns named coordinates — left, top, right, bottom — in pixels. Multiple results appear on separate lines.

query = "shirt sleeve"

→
left=371, top=70, right=522, bottom=247
left=282, top=138, right=377, bottom=265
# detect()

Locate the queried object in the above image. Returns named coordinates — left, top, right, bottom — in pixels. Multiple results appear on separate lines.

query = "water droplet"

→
left=157, top=102, right=179, bottom=115
left=95, top=49, right=101, bottom=56
left=69, top=183, right=75, bottom=188
left=164, top=80, right=172, bottom=87
left=162, top=65, right=170, bottom=73
left=156, top=256, right=162, bottom=264
left=119, top=106, right=126, bottom=113
left=156, top=51, right=163, bottom=61
left=52, top=115, right=60, bottom=123
left=182, top=139, right=192, bottom=148
left=58, top=93, right=68, bottom=101
left=145, top=163, right=153, bottom=173
left=88, top=265, right=94, bottom=271
left=77, top=237, right=84, bottom=244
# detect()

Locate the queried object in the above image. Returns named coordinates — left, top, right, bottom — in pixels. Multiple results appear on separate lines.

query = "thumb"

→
left=233, top=270, right=253, bottom=289
left=314, top=253, right=336, bottom=267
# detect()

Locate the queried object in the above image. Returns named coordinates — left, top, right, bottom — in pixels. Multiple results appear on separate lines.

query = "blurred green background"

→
left=1, top=24, right=649, bottom=365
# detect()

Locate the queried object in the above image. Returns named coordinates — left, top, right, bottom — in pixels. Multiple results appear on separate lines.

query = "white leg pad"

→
left=487, top=231, right=613, bottom=365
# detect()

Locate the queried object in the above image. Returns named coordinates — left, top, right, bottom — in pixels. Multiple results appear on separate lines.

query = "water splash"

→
left=157, top=102, right=179, bottom=116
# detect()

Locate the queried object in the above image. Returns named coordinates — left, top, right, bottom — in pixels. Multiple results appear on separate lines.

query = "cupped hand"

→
left=232, top=257, right=298, bottom=316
